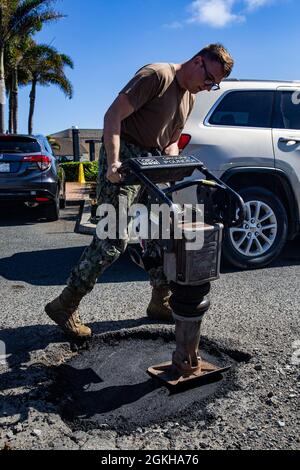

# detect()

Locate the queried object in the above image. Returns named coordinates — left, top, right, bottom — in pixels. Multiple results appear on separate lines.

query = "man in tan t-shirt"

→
left=45, top=43, right=234, bottom=339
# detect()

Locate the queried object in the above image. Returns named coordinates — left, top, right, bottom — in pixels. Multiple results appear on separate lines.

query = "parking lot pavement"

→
left=0, top=204, right=299, bottom=450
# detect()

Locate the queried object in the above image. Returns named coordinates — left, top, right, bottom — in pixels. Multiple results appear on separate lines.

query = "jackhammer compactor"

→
left=120, top=155, right=246, bottom=388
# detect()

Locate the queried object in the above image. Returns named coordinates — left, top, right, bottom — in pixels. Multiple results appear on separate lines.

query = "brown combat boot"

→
left=146, top=286, right=173, bottom=321
left=45, top=287, right=92, bottom=338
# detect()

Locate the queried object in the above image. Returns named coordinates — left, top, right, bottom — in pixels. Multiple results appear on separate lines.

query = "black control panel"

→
left=121, top=155, right=205, bottom=184
left=134, top=155, right=200, bottom=168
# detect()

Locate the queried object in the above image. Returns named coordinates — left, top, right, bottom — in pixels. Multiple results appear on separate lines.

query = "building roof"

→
left=49, top=128, right=103, bottom=157
left=50, top=128, right=103, bottom=139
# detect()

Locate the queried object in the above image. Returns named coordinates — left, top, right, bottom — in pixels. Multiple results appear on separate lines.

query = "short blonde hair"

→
left=193, top=43, right=234, bottom=78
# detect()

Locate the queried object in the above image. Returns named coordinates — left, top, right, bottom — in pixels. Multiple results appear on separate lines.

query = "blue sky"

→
left=11, top=0, right=300, bottom=135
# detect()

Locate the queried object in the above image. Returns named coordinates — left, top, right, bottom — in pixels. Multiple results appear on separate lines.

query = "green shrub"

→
left=59, top=161, right=99, bottom=182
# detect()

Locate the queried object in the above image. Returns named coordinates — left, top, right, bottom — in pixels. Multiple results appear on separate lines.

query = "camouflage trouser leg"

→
left=148, top=266, right=168, bottom=288
left=144, top=240, right=168, bottom=288
left=67, top=140, right=168, bottom=296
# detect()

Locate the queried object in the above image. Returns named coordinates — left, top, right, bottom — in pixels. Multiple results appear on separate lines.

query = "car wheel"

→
left=45, top=198, right=60, bottom=221
left=222, top=186, right=288, bottom=269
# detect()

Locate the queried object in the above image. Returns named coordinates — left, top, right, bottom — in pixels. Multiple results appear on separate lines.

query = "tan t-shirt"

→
left=120, top=63, right=195, bottom=151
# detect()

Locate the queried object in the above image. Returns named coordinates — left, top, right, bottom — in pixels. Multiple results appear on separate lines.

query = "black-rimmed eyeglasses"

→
left=202, top=61, right=220, bottom=91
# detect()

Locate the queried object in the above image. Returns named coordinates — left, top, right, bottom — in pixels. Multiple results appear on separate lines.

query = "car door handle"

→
left=279, top=137, right=300, bottom=144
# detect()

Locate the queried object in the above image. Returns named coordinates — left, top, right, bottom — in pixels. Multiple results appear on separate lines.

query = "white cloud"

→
left=244, top=0, right=271, bottom=11
left=183, top=0, right=280, bottom=28
left=187, top=0, right=244, bottom=28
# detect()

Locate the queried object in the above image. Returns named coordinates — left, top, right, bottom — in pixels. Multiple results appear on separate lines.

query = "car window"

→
left=273, top=91, right=300, bottom=130
left=209, top=91, right=274, bottom=128
left=0, top=138, right=40, bottom=153
left=44, top=138, right=53, bottom=154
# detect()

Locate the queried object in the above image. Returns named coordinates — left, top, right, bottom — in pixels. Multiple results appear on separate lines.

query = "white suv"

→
left=178, top=79, right=300, bottom=269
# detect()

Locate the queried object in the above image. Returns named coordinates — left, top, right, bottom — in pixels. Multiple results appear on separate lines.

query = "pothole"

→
left=52, top=328, right=251, bottom=432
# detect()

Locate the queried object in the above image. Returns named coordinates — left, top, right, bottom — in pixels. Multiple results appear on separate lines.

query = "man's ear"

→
left=194, top=55, right=203, bottom=66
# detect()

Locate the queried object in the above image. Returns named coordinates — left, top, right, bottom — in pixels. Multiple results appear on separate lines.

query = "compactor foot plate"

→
left=147, top=360, right=230, bottom=387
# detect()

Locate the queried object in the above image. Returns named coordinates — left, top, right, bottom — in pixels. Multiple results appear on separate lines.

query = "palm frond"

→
left=5, top=1, right=65, bottom=41
left=39, top=71, right=73, bottom=98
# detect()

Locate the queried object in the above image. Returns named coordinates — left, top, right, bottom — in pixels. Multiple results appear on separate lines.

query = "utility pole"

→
left=72, top=126, right=80, bottom=162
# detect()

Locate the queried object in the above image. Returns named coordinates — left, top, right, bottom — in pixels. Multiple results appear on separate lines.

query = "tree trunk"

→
left=28, top=79, right=37, bottom=135
left=8, top=88, right=13, bottom=134
left=12, top=66, right=18, bottom=134
left=0, top=45, right=6, bottom=134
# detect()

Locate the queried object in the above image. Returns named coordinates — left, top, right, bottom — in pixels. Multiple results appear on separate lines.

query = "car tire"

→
left=45, top=198, right=60, bottom=221
left=222, top=186, right=288, bottom=269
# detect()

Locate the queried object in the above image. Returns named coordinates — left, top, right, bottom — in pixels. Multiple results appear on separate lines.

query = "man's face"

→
left=186, top=56, right=225, bottom=94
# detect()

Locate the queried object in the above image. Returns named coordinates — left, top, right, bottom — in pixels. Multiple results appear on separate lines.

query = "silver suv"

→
left=179, top=79, right=300, bottom=269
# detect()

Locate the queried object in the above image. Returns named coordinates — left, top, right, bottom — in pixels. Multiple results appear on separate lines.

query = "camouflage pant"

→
left=67, top=140, right=168, bottom=296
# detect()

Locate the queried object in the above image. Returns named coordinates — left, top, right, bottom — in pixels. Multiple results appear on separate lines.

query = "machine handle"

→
left=163, top=179, right=225, bottom=195
left=163, top=178, right=245, bottom=227
left=118, top=157, right=246, bottom=227
left=195, top=163, right=246, bottom=227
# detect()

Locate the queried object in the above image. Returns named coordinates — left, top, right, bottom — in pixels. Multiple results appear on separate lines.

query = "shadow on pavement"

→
left=55, top=363, right=159, bottom=421
left=0, top=248, right=148, bottom=285
left=1, top=240, right=298, bottom=285
left=0, top=234, right=299, bottom=286
left=0, top=317, right=157, bottom=370
left=0, top=202, right=58, bottom=226
left=0, top=202, right=81, bottom=226
left=0, top=318, right=165, bottom=424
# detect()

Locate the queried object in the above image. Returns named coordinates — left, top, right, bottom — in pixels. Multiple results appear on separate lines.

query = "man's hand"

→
left=164, top=142, right=179, bottom=156
left=106, top=161, right=122, bottom=183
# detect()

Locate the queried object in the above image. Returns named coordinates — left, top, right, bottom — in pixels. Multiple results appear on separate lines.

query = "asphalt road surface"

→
left=0, top=204, right=299, bottom=450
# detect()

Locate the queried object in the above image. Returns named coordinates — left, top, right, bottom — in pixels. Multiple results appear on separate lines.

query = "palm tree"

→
left=0, top=0, right=64, bottom=133
left=5, top=36, right=31, bottom=133
left=23, top=43, right=73, bottom=134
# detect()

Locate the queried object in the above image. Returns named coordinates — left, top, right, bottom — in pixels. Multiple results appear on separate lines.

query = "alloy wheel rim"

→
left=229, top=200, right=278, bottom=257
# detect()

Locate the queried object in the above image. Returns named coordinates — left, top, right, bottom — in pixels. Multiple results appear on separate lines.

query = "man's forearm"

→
left=103, top=94, right=135, bottom=167
left=102, top=94, right=135, bottom=183
left=103, top=116, right=121, bottom=165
